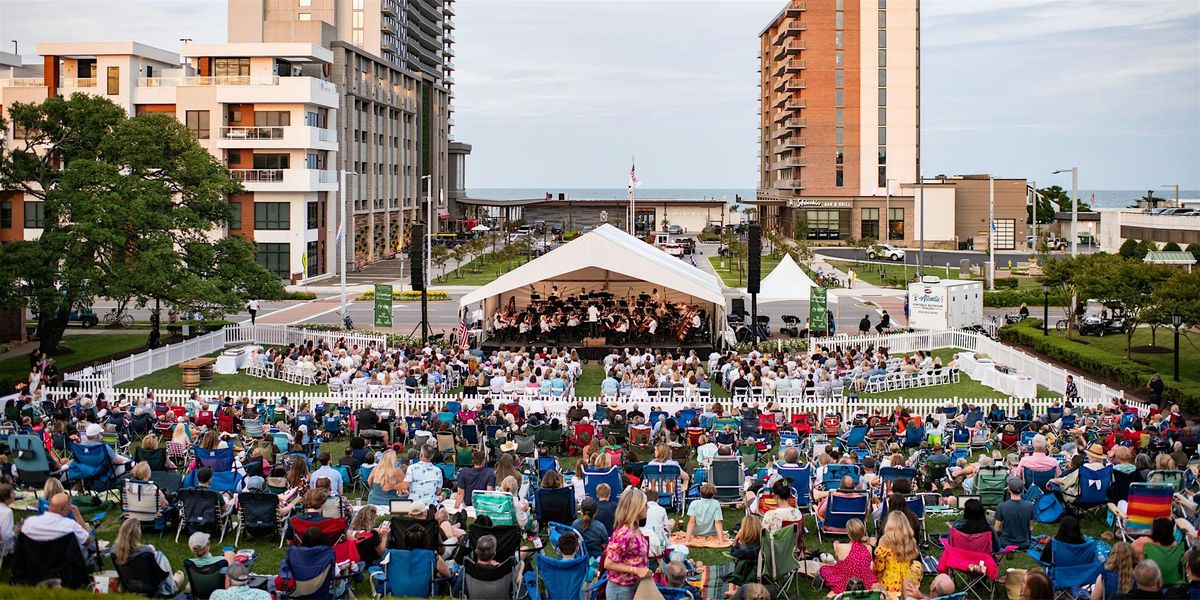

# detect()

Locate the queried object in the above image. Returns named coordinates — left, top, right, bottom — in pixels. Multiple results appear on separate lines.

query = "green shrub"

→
left=1162, top=241, right=1182, bottom=252
left=698, top=232, right=721, bottom=242
left=994, top=277, right=1020, bottom=289
left=984, top=289, right=1069, bottom=307
left=292, top=323, right=447, bottom=347
left=277, top=290, right=318, bottom=300
left=357, top=290, right=450, bottom=301
left=999, top=319, right=1200, bottom=410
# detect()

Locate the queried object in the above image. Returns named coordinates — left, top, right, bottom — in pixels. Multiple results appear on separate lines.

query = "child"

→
left=594, top=483, right=616, bottom=533
left=724, top=515, right=763, bottom=597
left=684, top=483, right=726, bottom=543
left=926, top=415, right=944, bottom=447
left=557, top=529, right=579, bottom=559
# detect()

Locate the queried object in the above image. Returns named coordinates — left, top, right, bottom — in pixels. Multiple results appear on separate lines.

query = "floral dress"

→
left=819, top=541, right=877, bottom=594
left=604, top=525, right=649, bottom=587
left=872, top=545, right=922, bottom=593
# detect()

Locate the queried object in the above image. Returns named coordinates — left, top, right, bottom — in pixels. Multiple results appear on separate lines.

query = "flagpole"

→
left=629, top=156, right=636, bottom=235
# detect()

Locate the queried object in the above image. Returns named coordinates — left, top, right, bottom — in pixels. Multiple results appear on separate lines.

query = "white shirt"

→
left=21, top=510, right=89, bottom=546
left=0, top=503, right=12, bottom=556
left=643, top=500, right=669, bottom=538
left=587, top=305, right=600, bottom=322
left=248, top=300, right=260, bottom=311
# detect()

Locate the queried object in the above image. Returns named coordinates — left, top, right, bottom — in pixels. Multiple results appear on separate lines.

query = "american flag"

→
left=628, top=158, right=640, bottom=192
left=455, top=317, right=469, bottom=349
left=1089, top=193, right=1096, bottom=207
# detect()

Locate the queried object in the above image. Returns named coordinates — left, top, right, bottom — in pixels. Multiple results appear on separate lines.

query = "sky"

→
left=1, top=0, right=1197, bottom=190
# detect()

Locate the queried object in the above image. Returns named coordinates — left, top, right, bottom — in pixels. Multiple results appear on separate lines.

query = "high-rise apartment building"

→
left=754, top=0, right=920, bottom=242
left=0, top=42, right=343, bottom=279
left=228, top=0, right=456, bottom=272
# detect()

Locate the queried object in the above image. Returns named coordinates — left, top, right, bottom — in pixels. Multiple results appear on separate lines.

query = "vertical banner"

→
left=374, top=284, right=393, bottom=328
left=810, top=286, right=828, bottom=335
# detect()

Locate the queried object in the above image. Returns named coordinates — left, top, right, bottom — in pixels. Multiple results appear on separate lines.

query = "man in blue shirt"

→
left=601, top=372, right=619, bottom=396
left=308, top=452, right=344, bottom=496
left=994, top=477, right=1035, bottom=549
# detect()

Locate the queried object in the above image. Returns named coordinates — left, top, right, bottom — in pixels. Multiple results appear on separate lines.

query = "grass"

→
left=708, top=256, right=783, bottom=289
left=116, top=367, right=327, bottom=394
left=439, top=251, right=534, bottom=286
left=575, top=363, right=729, bottom=398
left=858, top=349, right=1057, bottom=400
left=1042, top=326, right=1200, bottom=401
left=0, top=334, right=148, bottom=387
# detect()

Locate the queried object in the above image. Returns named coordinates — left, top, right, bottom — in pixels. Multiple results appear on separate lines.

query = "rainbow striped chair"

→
left=1113, top=482, right=1174, bottom=541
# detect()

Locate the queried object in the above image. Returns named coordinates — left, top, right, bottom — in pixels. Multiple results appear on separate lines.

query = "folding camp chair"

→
left=11, top=434, right=52, bottom=488
left=176, top=487, right=228, bottom=543
left=878, top=466, right=918, bottom=497
left=463, top=556, right=519, bottom=599
left=643, top=463, right=685, bottom=512
left=66, top=441, right=119, bottom=499
left=837, top=425, right=869, bottom=450
left=122, top=479, right=164, bottom=532
left=1063, top=464, right=1112, bottom=524
left=115, top=550, right=171, bottom=596
left=904, top=425, right=926, bottom=448
left=1144, top=542, right=1186, bottom=587
left=235, top=490, right=281, bottom=545
left=1022, top=466, right=1057, bottom=493
left=976, top=465, right=1010, bottom=509
left=583, top=466, right=623, bottom=501
left=371, top=549, right=434, bottom=598
left=472, top=490, right=519, bottom=527
left=288, top=515, right=347, bottom=548
left=758, top=523, right=801, bottom=599
left=184, top=557, right=228, bottom=599
left=536, top=456, right=560, bottom=479
left=1044, top=540, right=1102, bottom=600
left=708, top=456, right=745, bottom=506
left=436, top=431, right=456, bottom=454
left=776, top=464, right=812, bottom=511
left=1146, top=469, right=1186, bottom=493
left=535, top=486, right=575, bottom=529
left=816, top=490, right=870, bottom=543
left=530, top=543, right=589, bottom=600
left=279, top=545, right=346, bottom=600
left=936, top=528, right=1016, bottom=600
left=1113, top=482, right=1174, bottom=541
left=821, top=463, right=863, bottom=490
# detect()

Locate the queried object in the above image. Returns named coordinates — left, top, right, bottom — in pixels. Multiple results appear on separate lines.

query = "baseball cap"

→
left=85, top=423, right=103, bottom=438
left=1007, top=477, right=1025, bottom=494
left=244, top=476, right=265, bottom=491
left=188, top=531, right=211, bottom=552
left=225, top=562, right=250, bottom=585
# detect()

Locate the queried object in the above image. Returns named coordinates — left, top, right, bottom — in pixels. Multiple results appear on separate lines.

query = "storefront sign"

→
left=374, top=284, right=393, bottom=328
left=809, top=286, right=828, bottom=335
left=786, top=199, right=851, bottom=209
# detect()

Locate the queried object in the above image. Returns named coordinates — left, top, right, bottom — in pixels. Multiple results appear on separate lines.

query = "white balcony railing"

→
left=229, top=168, right=338, bottom=190
left=137, top=75, right=281, bottom=87
left=62, top=77, right=96, bottom=88
left=221, top=126, right=286, bottom=141
left=229, top=169, right=285, bottom=183
left=0, top=77, right=47, bottom=87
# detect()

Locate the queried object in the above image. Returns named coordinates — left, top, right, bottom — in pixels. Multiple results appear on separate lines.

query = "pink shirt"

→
left=604, top=525, right=649, bottom=586
left=1014, top=453, right=1060, bottom=477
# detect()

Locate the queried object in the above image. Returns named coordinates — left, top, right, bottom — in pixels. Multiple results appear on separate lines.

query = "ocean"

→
left=466, top=188, right=1200, bottom=209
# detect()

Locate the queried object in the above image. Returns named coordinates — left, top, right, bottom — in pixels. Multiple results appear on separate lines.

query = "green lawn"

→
left=438, top=251, right=534, bottom=286
left=575, top=363, right=729, bottom=398
left=708, top=256, right=782, bottom=288
left=1045, top=326, right=1200, bottom=401
left=829, top=259, right=929, bottom=288
left=0, top=334, right=148, bottom=388
left=116, top=367, right=327, bottom=394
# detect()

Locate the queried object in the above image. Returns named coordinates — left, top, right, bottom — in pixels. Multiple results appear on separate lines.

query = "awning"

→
left=438, top=208, right=450, bottom=219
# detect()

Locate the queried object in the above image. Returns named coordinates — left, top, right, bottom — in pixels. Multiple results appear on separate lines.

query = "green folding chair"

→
left=758, top=523, right=801, bottom=599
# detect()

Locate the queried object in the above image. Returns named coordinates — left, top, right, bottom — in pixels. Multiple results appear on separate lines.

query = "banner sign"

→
left=374, top=284, right=393, bottom=328
left=809, top=286, right=827, bottom=335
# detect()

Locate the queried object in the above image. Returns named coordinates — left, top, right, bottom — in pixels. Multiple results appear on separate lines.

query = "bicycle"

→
left=101, top=310, right=134, bottom=328
left=1055, top=319, right=1069, bottom=332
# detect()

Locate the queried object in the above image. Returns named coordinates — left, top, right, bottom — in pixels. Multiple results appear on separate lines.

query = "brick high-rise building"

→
left=228, top=0, right=458, bottom=271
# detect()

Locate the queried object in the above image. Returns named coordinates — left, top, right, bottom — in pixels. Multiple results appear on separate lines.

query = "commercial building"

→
left=753, top=0, right=1027, bottom=250
left=0, top=42, right=341, bottom=282
left=454, top=196, right=730, bottom=235
left=1097, top=209, right=1200, bottom=252
left=228, top=0, right=457, bottom=272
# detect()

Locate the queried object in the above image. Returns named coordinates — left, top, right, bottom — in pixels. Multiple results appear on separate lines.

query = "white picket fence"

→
left=807, top=330, right=1124, bottom=401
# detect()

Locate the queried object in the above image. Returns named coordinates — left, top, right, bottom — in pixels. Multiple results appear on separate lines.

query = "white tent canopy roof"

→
left=756, top=253, right=818, bottom=303
left=458, top=224, right=726, bottom=309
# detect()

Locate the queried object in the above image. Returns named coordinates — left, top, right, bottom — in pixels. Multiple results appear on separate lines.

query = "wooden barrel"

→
left=198, top=364, right=215, bottom=383
left=182, top=369, right=200, bottom=389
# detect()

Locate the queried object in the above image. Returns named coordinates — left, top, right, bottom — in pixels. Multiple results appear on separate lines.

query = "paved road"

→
left=815, top=246, right=1039, bottom=269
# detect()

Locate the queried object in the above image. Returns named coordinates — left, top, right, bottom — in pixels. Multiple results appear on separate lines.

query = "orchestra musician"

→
left=484, top=286, right=707, bottom=345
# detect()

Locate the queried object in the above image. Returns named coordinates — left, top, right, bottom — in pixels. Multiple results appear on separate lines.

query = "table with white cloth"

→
left=956, top=352, right=1037, bottom=399
left=215, top=344, right=261, bottom=374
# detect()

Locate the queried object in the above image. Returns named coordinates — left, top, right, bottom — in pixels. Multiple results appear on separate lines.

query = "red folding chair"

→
left=789, top=413, right=813, bottom=436
left=759, top=413, right=779, bottom=437
left=288, top=516, right=347, bottom=547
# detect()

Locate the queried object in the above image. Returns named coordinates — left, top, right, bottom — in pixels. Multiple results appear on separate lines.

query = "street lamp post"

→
left=420, top=174, right=433, bottom=345
left=1042, top=284, right=1049, bottom=336
left=338, top=170, right=359, bottom=322
left=1172, top=309, right=1183, bottom=382
left=1161, top=184, right=1181, bottom=208
left=1051, top=168, right=1078, bottom=257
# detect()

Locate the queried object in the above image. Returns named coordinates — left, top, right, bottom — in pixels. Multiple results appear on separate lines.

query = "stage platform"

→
left=479, top=338, right=715, bottom=361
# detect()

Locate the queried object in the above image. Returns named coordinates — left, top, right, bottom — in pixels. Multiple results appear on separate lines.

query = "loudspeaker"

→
left=410, top=222, right=425, bottom=291
left=747, top=223, right=762, bottom=294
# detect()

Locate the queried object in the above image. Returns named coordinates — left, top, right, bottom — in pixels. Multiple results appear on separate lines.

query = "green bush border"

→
left=998, top=319, right=1199, bottom=410
left=984, top=289, right=1069, bottom=308
left=356, top=290, right=450, bottom=301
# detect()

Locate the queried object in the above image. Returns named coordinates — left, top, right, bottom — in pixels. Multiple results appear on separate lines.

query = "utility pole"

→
left=1161, top=184, right=1180, bottom=208
left=1052, top=168, right=1079, bottom=257
left=988, top=176, right=995, bottom=291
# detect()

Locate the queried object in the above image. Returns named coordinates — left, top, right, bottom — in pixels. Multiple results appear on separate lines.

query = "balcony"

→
left=229, top=168, right=338, bottom=192
left=382, top=0, right=400, bottom=17
left=785, top=99, right=805, bottom=111
left=134, top=76, right=339, bottom=109
left=444, top=2, right=455, bottom=16
left=773, top=41, right=805, bottom=61
left=61, top=77, right=96, bottom=88
left=785, top=137, right=807, bottom=149
left=777, top=179, right=805, bottom=190
left=444, top=17, right=455, bottom=29
left=785, top=59, right=806, bottom=72
left=773, top=76, right=805, bottom=94
left=216, top=126, right=338, bottom=151
left=382, top=18, right=398, bottom=35
left=408, top=23, right=441, bottom=51
left=773, top=21, right=807, bottom=45
left=0, top=77, right=46, bottom=87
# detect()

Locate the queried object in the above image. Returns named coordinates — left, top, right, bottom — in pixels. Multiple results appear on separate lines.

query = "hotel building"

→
left=228, top=0, right=458, bottom=271
left=753, top=0, right=1027, bottom=249
left=0, top=42, right=341, bottom=281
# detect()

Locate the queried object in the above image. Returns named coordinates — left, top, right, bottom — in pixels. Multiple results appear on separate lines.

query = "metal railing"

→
left=62, top=77, right=96, bottom=88
left=229, top=169, right=285, bottom=183
left=137, top=75, right=280, bottom=87
left=220, top=126, right=285, bottom=140
left=0, top=77, right=46, bottom=87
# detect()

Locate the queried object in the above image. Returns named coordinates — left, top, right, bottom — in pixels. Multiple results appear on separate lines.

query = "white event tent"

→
left=756, top=253, right=818, bottom=303
left=459, top=224, right=726, bottom=344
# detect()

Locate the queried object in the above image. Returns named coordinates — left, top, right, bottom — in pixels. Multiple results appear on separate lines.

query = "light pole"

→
left=1042, top=283, right=1049, bottom=336
left=420, top=174, right=433, bottom=344
left=1172, top=309, right=1182, bottom=382
left=338, top=170, right=360, bottom=322
left=988, top=175, right=995, bottom=291
left=1051, top=168, right=1078, bottom=257
left=1161, top=184, right=1180, bottom=208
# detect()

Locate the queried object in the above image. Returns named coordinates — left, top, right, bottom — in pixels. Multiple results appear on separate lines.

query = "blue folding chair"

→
left=1017, top=408, right=1034, bottom=422
left=437, top=412, right=456, bottom=426
left=643, top=464, right=685, bottom=512
left=371, top=549, right=435, bottom=598
left=193, top=446, right=235, bottom=472
left=677, top=409, right=698, bottom=427
left=67, top=442, right=117, bottom=498
left=964, top=410, right=984, bottom=428
left=1046, top=407, right=1064, bottom=424
left=1045, top=540, right=1102, bottom=598
left=904, top=425, right=926, bottom=448
left=461, top=424, right=480, bottom=447
left=322, top=416, right=342, bottom=437
left=837, top=425, right=869, bottom=449
left=1023, top=466, right=1057, bottom=493
left=279, top=545, right=343, bottom=599
left=1067, top=464, right=1113, bottom=523
left=272, top=432, right=290, bottom=454
left=879, top=466, right=917, bottom=496
left=821, top=463, right=862, bottom=489
left=529, top=527, right=590, bottom=600
left=535, top=487, right=576, bottom=529
left=816, top=490, right=870, bottom=542
left=331, top=465, right=352, bottom=493
left=776, top=465, right=812, bottom=509
left=445, top=401, right=462, bottom=415
left=12, top=434, right=52, bottom=489
left=582, top=467, right=623, bottom=501
left=537, top=456, right=561, bottom=478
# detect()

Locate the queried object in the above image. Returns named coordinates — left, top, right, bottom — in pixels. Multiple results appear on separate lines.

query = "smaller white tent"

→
left=756, top=253, right=819, bottom=303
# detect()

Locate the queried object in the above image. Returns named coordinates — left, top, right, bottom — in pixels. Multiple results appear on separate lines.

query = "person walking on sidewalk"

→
left=246, top=299, right=260, bottom=325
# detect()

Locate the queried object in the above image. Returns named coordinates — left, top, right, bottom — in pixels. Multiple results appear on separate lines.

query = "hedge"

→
left=357, top=290, right=450, bottom=301
left=984, top=289, right=1069, bottom=308
left=993, top=277, right=1020, bottom=289
left=276, top=290, right=318, bottom=300
left=292, top=323, right=445, bottom=348
left=999, top=319, right=1199, bottom=410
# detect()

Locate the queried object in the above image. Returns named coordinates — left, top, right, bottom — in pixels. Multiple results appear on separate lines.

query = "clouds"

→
left=1, top=0, right=1196, bottom=188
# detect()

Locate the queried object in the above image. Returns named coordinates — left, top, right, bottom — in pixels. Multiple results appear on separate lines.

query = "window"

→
left=106, top=66, right=119, bottom=95
left=879, top=10, right=887, bottom=28
left=836, top=71, right=844, bottom=87
left=888, top=208, right=905, bottom=240
left=229, top=201, right=242, bottom=229
left=879, top=147, right=887, bottom=165
left=879, top=127, right=887, bottom=145
left=254, top=202, right=290, bottom=230
left=879, top=88, right=887, bottom=106
left=256, top=243, right=290, bottom=278
left=306, top=153, right=319, bottom=169
left=879, top=50, right=887, bottom=67
left=861, top=208, right=880, bottom=240
left=879, top=108, right=887, bottom=126
left=806, top=209, right=849, bottom=240
left=252, top=154, right=290, bottom=170
left=836, top=108, right=844, bottom=127
left=879, top=30, right=887, bottom=48
left=835, top=12, right=844, bottom=29
left=0, top=199, right=11, bottom=228
left=186, top=110, right=210, bottom=139
left=835, top=31, right=844, bottom=49
left=254, top=111, right=290, bottom=126
left=835, top=51, right=844, bottom=68
left=307, top=201, right=319, bottom=229
left=306, top=241, right=320, bottom=277
left=835, top=0, right=843, bottom=8
left=835, top=89, right=844, bottom=106
left=836, top=148, right=844, bottom=165
left=835, top=129, right=844, bottom=145
left=298, top=12, right=311, bottom=21
left=879, top=68, right=887, bottom=87
left=24, top=201, right=45, bottom=228
left=299, top=0, right=311, bottom=5
left=214, top=58, right=250, bottom=77
left=879, top=166, right=887, bottom=188
left=836, top=167, right=844, bottom=187
left=353, top=12, right=364, bottom=27
left=879, top=0, right=886, bottom=7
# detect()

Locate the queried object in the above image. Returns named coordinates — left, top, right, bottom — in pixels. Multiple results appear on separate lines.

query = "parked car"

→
left=1078, top=315, right=1128, bottom=337
left=666, top=224, right=683, bottom=235
left=867, top=243, right=905, bottom=261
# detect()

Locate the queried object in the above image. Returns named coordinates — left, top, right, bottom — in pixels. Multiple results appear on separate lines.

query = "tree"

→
left=430, top=245, right=450, bottom=281
left=1030, top=189, right=1057, bottom=224
left=1039, top=185, right=1092, bottom=213
left=1074, top=254, right=1174, bottom=359
left=1040, top=254, right=1089, bottom=339
left=1135, top=239, right=1157, bottom=260
left=0, top=95, right=281, bottom=354
left=1153, top=270, right=1200, bottom=329
left=793, top=213, right=810, bottom=241
left=1118, top=239, right=1141, bottom=260
left=1162, top=241, right=1182, bottom=252
left=1186, top=243, right=1200, bottom=262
